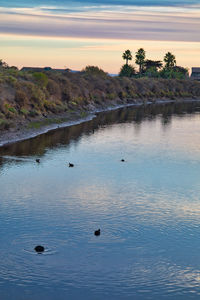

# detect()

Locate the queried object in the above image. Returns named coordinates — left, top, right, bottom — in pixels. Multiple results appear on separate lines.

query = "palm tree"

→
left=164, top=52, right=176, bottom=69
left=122, top=50, right=132, bottom=65
left=135, top=48, right=146, bottom=74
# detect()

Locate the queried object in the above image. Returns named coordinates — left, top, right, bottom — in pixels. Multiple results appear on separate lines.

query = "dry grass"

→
left=0, top=67, right=200, bottom=129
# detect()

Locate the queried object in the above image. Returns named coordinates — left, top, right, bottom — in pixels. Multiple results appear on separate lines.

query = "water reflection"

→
left=1, top=101, right=200, bottom=299
left=0, top=101, right=199, bottom=159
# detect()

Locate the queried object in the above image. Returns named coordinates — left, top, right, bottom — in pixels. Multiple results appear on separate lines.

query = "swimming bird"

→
left=94, top=229, right=101, bottom=236
left=34, top=245, right=44, bottom=253
left=121, top=159, right=125, bottom=162
left=69, top=163, right=74, bottom=167
left=36, top=159, right=40, bottom=163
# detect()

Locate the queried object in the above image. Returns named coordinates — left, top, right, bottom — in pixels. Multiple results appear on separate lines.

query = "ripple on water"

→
left=24, top=247, right=57, bottom=256
left=1, top=104, right=200, bottom=299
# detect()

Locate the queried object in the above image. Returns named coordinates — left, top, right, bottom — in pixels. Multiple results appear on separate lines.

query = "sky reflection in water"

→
left=1, top=102, right=200, bottom=299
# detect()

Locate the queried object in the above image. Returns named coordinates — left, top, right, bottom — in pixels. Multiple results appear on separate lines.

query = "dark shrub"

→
left=15, top=90, right=28, bottom=106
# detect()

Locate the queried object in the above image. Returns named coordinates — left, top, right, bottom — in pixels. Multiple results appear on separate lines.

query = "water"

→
left=1, top=102, right=200, bottom=299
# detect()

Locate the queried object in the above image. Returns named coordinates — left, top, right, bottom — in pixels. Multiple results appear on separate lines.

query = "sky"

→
left=0, top=0, right=200, bottom=73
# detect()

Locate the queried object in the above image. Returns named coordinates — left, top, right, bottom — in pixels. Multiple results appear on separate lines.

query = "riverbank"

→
left=1, top=67, right=200, bottom=146
left=0, top=97, right=199, bottom=147
left=0, top=99, right=140, bottom=146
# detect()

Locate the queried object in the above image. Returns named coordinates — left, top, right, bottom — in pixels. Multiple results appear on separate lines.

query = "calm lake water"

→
left=1, top=102, right=200, bottom=300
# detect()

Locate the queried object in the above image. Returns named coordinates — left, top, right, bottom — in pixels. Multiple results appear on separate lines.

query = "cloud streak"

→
left=0, top=1, right=200, bottom=72
left=1, top=0, right=200, bottom=9
left=0, top=4, right=200, bottom=42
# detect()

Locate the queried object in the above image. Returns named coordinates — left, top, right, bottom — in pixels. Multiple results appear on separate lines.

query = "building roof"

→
left=192, top=67, right=200, bottom=73
left=21, top=67, right=46, bottom=71
left=191, top=67, right=200, bottom=80
left=21, top=67, right=70, bottom=72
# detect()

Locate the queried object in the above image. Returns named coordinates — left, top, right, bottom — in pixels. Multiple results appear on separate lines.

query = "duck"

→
left=36, top=159, right=40, bottom=163
left=94, top=229, right=101, bottom=236
left=34, top=245, right=45, bottom=253
left=69, top=163, right=74, bottom=167
left=121, top=159, right=125, bottom=162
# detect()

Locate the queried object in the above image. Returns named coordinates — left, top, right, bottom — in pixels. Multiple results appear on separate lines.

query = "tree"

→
left=135, top=48, right=146, bottom=74
left=10, top=66, right=18, bottom=70
left=144, top=60, right=163, bottom=71
left=0, top=59, right=8, bottom=69
left=122, top=50, right=132, bottom=65
left=164, top=52, right=176, bottom=69
left=82, top=66, right=108, bottom=77
left=173, top=66, right=189, bottom=77
left=145, top=67, right=160, bottom=78
left=119, top=64, right=135, bottom=77
left=159, top=66, right=188, bottom=79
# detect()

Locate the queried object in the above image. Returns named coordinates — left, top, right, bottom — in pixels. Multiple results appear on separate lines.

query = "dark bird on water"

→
left=69, top=163, right=74, bottom=167
left=121, top=159, right=125, bottom=162
left=94, top=229, right=101, bottom=236
left=36, top=159, right=40, bottom=163
left=34, top=245, right=45, bottom=253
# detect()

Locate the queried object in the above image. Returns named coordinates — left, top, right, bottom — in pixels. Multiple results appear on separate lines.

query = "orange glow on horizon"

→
left=0, top=34, right=199, bottom=73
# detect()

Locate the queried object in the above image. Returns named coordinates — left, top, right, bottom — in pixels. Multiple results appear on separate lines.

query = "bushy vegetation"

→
left=119, top=49, right=189, bottom=79
left=33, top=72, right=48, bottom=87
left=119, top=64, right=136, bottom=78
left=81, top=66, right=108, bottom=77
left=0, top=59, right=199, bottom=131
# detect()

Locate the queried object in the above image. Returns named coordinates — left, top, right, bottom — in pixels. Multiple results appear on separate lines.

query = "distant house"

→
left=21, top=67, right=71, bottom=73
left=191, top=68, right=200, bottom=80
left=21, top=67, right=48, bottom=72
left=51, top=68, right=68, bottom=72
left=21, top=67, right=81, bottom=74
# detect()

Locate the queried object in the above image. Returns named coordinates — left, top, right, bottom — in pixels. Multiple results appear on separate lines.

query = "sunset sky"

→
left=0, top=0, right=200, bottom=73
